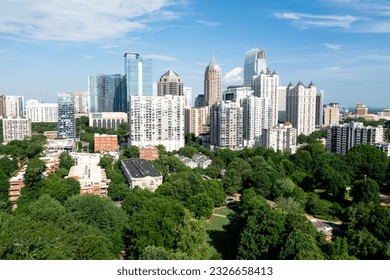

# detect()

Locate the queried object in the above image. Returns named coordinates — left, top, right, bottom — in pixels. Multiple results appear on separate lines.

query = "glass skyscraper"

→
left=243, top=48, right=267, bottom=87
left=57, top=93, right=75, bottom=139
left=124, top=53, right=153, bottom=97
left=88, top=74, right=127, bottom=113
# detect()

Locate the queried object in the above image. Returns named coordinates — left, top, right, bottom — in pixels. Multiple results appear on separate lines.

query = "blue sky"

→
left=0, top=0, right=389, bottom=108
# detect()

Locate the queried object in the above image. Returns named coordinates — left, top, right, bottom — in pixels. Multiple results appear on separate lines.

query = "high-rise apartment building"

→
left=194, top=94, right=205, bottom=108
left=88, top=74, right=127, bottom=113
left=157, top=70, right=183, bottom=97
left=185, top=107, right=210, bottom=137
left=355, top=103, right=368, bottom=115
left=278, top=86, right=287, bottom=123
left=210, top=100, right=243, bottom=149
left=327, top=121, right=384, bottom=155
left=286, top=81, right=317, bottom=136
left=242, top=95, right=270, bottom=147
left=252, top=69, right=279, bottom=127
left=5, top=96, right=24, bottom=118
left=204, top=57, right=222, bottom=106
left=2, top=118, right=31, bottom=143
left=59, top=91, right=89, bottom=114
left=124, top=52, right=153, bottom=97
left=0, top=95, right=5, bottom=118
left=323, top=103, right=340, bottom=126
left=261, top=122, right=297, bottom=154
left=26, top=99, right=58, bottom=122
left=243, top=48, right=267, bottom=87
left=223, top=86, right=253, bottom=105
left=129, top=95, right=185, bottom=152
left=315, top=91, right=324, bottom=127
left=57, top=93, right=76, bottom=139
left=183, top=87, right=192, bottom=108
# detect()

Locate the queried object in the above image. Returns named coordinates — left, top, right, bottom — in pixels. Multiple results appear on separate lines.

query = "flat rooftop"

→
left=121, top=158, right=161, bottom=178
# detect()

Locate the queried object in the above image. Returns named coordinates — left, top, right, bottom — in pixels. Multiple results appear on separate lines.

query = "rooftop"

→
left=121, top=158, right=161, bottom=178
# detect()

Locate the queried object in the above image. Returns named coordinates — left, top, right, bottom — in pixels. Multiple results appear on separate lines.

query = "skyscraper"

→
left=88, top=74, right=127, bottom=113
left=315, top=90, right=324, bottom=127
left=5, top=96, right=24, bottom=118
left=124, top=52, right=153, bottom=97
left=243, top=48, right=267, bottom=87
left=157, top=70, right=183, bottom=96
left=57, top=93, right=76, bottom=139
left=286, top=81, right=317, bottom=136
left=26, top=99, right=58, bottom=122
left=204, top=56, right=222, bottom=107
left=252, top=69, right=279, bottom=127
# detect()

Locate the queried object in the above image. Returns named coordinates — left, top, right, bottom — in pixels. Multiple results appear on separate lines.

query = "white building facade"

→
left=26, top=99, right=58, bottom=122
left=129, top=95, right=185, bottom=152
left=5, top=96, right=24, bottom=119
left=261, top=122, right=297, bottom=154
left=2, top=118, right=32, bottom=143
left=286, top=81, right=317, bottom=136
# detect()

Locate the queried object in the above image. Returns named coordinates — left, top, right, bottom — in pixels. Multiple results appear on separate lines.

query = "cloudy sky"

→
left=0, top=0, right=389, bottom=107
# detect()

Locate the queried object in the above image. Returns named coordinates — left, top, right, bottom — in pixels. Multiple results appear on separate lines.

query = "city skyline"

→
left=0, top=0, right=389, bottom=107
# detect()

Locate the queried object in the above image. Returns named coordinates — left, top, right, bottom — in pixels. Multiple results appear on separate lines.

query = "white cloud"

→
left=197, top=20, right=221, bottom=27
left=143, top=54, right=177, bottom=61
left=274, top=12, right=361, bottom=29
left=223, top=67, right=243, bottom=85
left=324, top=43, right=343, bottom=50
left=0, top=0, right=183, bottom=42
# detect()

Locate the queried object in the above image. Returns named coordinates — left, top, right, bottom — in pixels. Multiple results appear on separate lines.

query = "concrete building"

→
left=355, top=103, right=368, bottom=116
left=183, top=87, right=192, bottom=108
left=177, top=155, right=198, bottom=169
left=47, top=139, right=76, bottom=153
left=326, top=121, right=384, bottom=155
left=89, top=112, right=127, bottom=130
left=5, top=96, right=24, bottom=118
left=375, top=143, right=390, bottom=157
left=94, top=134, right=118, bottom=153
left=286, top=81, right=317, bottom=136
left=57, top=93, right=75, bottom=139
left=68, top=165, right=109, bottom=197
left=223, top=86, right=253, bottom=105
left=315, top=91, right=324, bottom=127
left=204, top=56, right=222, bottom=106
left=25, top=99, right=58, bottom=122
left=157, top=70, right=183, bottom=96
left=185, top=106, right=210, bottom=137
left=43, top=131, right=58, bottom=139
left=323, top=103, right=340, bottom=126
left=0, top=95, right=5, bottom=118
left=210, top=100, right=243, bottom=149
left=278, top=86, right=287, bottom=123
left=192, top=153, right=212, bottom=169
left=121, top=158, right=163, bottom=192
left=252, top=68, right=279, bottom=128
left=8, top=165, right=27, bottom=203
left=2, top=118, right=32, bottom=143
left=129, top=95, right=185, bottom=152
left=139, top=146, right=159, bottom=161
left=261, top=122, right=297, bottom=154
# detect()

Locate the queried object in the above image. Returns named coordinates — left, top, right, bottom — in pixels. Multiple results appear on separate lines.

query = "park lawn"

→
left=206, top=206, right=236, bottom=259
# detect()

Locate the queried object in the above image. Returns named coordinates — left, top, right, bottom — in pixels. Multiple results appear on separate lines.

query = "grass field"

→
left=206, top=206, right=236, bottom=259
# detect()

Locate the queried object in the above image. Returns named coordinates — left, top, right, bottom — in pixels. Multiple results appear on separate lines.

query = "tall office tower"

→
left=242, top=95, right=271, bottom=147
left=129, top=95, right=185, bottom=152
left=252, top=69, right=279, bottom=127
left=261, top=122, right=297, bottom=154
left=57, top=93, right=76, bottom=139
left=204, top=56, right=222, bottom=106
left=194, top=94, right=205, bottom=108
left=2, top=118, right=31, bottom=143
left=323, top=103, right=340, bottom=126
left=243, top=48, right=267, bottom=87
left=185, top=107, right=210, bottom=137
left=223, top=86, right=253, bottom=104
left=278, top=86, right=287, bottom=123
left=5, top=96, right=24, bottom=118
left=210, top=100, right=243, bottom=149
left=183, top=87, right=193, bottom=108
left=0, top=95, right=5, bottom=118
left=82, top=91, right=90, bottom=114
left=327, top=121, right=384, bottom=155
left=157, top=70, right=183, bottom=96
left=315, top=90, right=324, bottom=127
left=88, top=74, right=127, bottom=113
left=286, top=81, right=317, bottom=136
left=25, top=99, right=58, bottom=122
left=124, top=52, right=153, bottom=97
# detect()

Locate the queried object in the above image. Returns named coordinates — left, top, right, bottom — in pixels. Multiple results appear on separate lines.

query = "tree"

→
left=278, top=230, right=324, bottom=260
left=122, top=146, right=140, bottom=158
left=351, top=179, right=380, bottom=204
left=39, top=174, right=79, bottom=203
left=185, top=193, right=214, bottom=219
left=222, top=168, right=242, bottom=194
left=345, top=144, right=388, bottom=184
